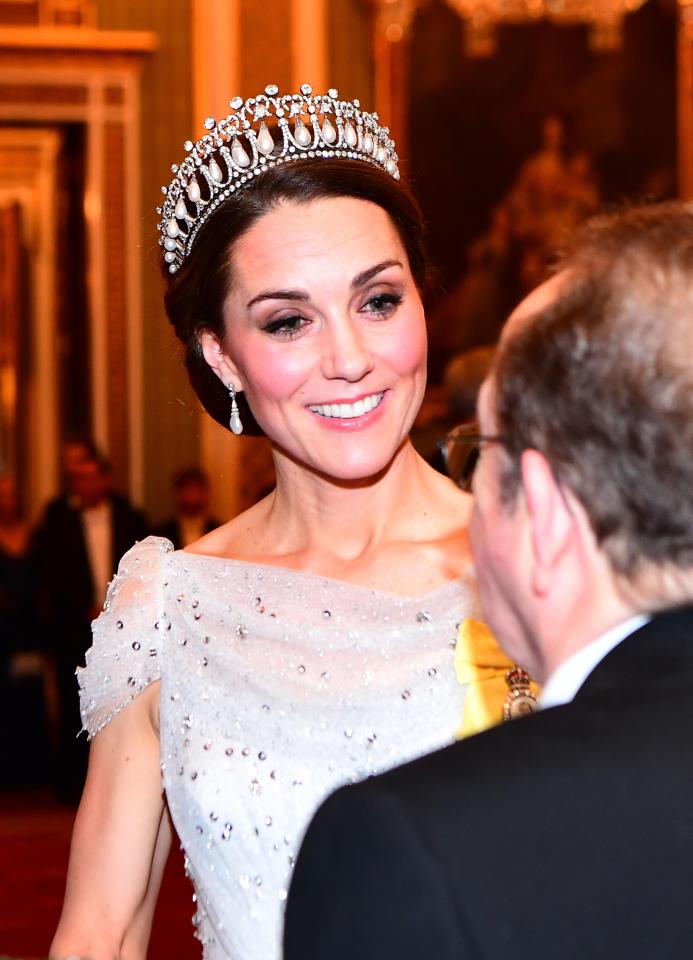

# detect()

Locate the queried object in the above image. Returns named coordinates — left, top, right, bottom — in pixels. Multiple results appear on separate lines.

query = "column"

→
left=678, top=0, right=693, bottom=198
left=291, top=0, right=328, bottom=92
left=192, top=0, right=244, bottom=522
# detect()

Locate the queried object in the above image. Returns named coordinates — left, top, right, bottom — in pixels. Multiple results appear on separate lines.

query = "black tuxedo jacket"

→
left=33, top=493, right=147, bottom=626
left=285, top=607, right=693, bottom=960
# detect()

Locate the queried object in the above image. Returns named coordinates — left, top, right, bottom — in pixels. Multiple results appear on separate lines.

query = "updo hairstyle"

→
left=163, top=159, right=429, bottom=435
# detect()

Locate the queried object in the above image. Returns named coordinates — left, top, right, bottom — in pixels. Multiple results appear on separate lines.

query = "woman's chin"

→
left=309, top=444, right=410, bottom=485
left=270, top=420, right=413, bottom=485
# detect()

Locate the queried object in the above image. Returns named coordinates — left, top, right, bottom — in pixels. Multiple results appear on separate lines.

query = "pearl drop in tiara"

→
left=157, top=83, right=400, bottom=274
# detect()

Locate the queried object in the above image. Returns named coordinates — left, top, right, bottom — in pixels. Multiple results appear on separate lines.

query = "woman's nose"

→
left=321, top=318, right=374, bottom=382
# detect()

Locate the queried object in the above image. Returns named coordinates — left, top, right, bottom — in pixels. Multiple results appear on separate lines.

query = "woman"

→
left=51, top=85, right=504, bottom=960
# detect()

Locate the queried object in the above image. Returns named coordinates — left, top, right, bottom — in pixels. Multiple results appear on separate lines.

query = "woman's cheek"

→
left=239, top=345, right=313, bottom=405
left=386, top=310, right=428, bottom=375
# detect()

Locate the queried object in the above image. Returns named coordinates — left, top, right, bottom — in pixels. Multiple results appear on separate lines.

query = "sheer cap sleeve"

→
left=78, top=536, right=173, bottom=738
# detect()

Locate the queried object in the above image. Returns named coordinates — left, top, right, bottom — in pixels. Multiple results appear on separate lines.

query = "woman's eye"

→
left=363, top=292, right=403, bottom=317
left=262, top=314, right=309, bottom=339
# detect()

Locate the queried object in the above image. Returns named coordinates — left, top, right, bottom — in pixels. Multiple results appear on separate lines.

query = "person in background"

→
left=155, top=467, right=221, bottom=549
left=61, top=437, right=98, bottom=481
left=47, top=436, right=99, bottom=507
left=33, top=451, right=147, bottom=803
left=426, top=204, right=512, bottom=376
left=285, top=203, right=693, bottom=960
left=442, top=345, right=495, bottom=427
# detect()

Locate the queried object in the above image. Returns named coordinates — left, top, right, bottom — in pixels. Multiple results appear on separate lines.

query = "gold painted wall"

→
left=241, top=0, right=292, bottom=93
left=96, top=0, right=198, bottom=523
left=91, top=0, right=377, bottom=523
left=328, top=0, right=373, bottom=104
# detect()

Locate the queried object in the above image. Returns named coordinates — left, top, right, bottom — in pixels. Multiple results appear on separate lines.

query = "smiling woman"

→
left=196, top=196, right=428, bottom=482
left=50, top=86, right=503, bottom=960
left=164, top=156, right=429, bottom=439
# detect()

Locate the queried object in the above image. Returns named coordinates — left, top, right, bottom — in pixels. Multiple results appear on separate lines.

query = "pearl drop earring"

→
left=228, top=383, right=243, bottom=435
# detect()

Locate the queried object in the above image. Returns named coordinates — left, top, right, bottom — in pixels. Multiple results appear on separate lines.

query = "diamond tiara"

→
left=157, top=83, right=400, bottom=274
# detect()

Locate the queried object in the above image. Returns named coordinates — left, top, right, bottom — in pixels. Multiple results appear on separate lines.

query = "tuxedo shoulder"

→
left=330, top=698, right=627, bottom=823
left=323, top=710, right=559, bottom=823
left=333, top=669, right=693, bottom=829
left=39, top=495, right=74, bottom=523
left=385, top=706, right=566, bottom=785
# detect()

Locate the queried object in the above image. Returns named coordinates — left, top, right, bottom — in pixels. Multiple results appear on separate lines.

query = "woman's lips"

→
left=307, top=390, right=388, bottom=430
left=309, top=391, right=384, bottom=420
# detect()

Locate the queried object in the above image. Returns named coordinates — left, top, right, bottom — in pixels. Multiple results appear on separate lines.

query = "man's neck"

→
left=538, top=578, right=639, bottom=683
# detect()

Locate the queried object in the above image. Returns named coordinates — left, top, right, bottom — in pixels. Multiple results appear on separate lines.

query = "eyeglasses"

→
left=437, top=422, right=508, bottom=491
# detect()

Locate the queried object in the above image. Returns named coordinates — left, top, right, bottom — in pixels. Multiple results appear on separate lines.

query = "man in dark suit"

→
left=284, top=203, right=693, bottom=959
left=33, top=452, right=147, bottom=802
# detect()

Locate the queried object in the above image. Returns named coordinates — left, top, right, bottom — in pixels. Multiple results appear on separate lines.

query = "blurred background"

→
left=0, top=0, right=689, bottom=955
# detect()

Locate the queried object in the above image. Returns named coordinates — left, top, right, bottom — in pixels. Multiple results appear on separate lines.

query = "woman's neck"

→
left=258, top=440, right=448, bottom=564
left=190, top=438, right=473, bottom=594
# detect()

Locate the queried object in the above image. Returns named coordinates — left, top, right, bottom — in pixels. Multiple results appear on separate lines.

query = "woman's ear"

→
left=199, top=330, right=243, bottom=391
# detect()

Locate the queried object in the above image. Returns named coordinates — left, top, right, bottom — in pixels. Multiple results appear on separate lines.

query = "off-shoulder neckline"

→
left=157, top=538, right=475, bottom=605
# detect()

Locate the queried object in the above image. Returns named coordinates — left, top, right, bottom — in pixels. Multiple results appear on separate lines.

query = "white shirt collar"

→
left=540, top=614, right=650, bottom=710
left=81, top=500, right=113, bottom=608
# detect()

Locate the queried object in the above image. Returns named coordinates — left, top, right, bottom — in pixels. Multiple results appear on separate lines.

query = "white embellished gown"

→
left=78, top=536, right=479, bottom=960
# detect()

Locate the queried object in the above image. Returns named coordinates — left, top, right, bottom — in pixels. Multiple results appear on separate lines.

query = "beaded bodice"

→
left=79, top=536, right=478, bottom=959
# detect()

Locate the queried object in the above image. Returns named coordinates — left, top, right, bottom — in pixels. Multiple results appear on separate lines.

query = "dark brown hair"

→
left=494, top=202, right=693, bottom=575
left=163, top=159, right=429, bottom=435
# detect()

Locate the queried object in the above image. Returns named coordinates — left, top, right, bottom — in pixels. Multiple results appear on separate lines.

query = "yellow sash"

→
left=455, top=618, right=539, bottom=738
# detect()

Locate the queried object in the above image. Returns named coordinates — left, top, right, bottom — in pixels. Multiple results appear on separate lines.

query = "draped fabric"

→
left=456, top=618, right=539, bottom=737
left=80, top=537, right=478, bottom=960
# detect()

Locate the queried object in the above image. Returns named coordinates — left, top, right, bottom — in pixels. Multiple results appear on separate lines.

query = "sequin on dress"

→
left=78, top=536, right=479, bottom=960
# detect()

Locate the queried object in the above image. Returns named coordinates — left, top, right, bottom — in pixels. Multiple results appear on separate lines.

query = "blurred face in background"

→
left=71, top=459, right=110, bottom=509
left=175, top=479, right=210, bottom=518
left=543, top=114, right=565, bottom=153
left=62, top=440, right=93, bottom=473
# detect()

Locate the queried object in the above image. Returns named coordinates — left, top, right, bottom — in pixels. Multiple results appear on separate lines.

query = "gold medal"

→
left=503, top=666, right=538, bottom=721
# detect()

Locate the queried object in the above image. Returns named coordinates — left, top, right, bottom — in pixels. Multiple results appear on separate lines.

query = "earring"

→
left=228, top=383, right=243, bottom=435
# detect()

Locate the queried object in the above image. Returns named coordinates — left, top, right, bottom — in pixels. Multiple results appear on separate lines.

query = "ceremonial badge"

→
left=503, top=666, right=538, bottom=721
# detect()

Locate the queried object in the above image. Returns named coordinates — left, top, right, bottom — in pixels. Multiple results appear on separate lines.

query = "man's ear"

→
left=199, top=330, right=243, bottom=392
left=521, top=449, right=575, bottom=597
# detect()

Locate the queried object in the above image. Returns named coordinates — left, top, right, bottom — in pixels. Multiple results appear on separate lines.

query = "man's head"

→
left=172, top=467, right=211, bottom=518
left=71, top=455, right=112, bottom=508
left=62, top=437, right=97, bottom=486
left=471, top=203, right=693, bottom=680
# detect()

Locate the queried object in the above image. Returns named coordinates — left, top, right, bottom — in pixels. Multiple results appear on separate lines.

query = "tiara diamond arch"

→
left=158, top=84, right=400, bottom=274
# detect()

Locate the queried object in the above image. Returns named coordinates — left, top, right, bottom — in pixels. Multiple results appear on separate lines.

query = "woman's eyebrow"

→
left=351, top=259, right=403, bottom=289
left=246, top=289, right=310, bottom=309
left=245, top=260, right=403, bottom=309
